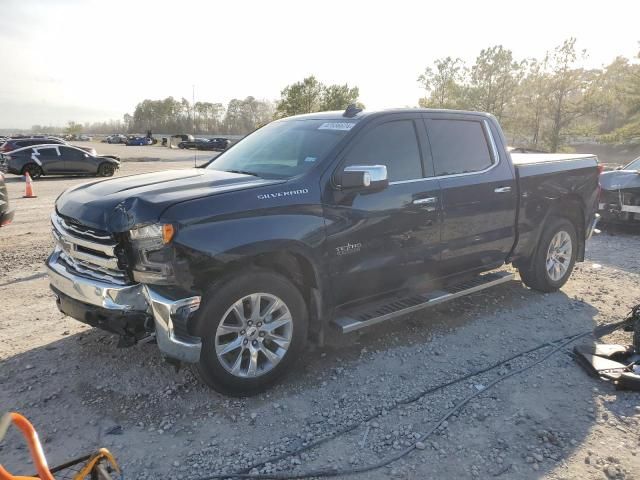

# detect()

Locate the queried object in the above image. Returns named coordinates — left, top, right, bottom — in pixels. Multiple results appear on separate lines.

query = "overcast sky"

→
left=1, top=0, right=638, bottom=128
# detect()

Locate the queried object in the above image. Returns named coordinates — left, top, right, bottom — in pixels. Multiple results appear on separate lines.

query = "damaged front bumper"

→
left=599, top=191, right=640, bottom=223
left=598, top=170, right=640, bottom=223
left=46, top=249, right=202, bottom=363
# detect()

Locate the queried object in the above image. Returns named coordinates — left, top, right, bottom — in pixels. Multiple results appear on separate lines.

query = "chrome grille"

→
left=51, top=213, right=129, bottom=285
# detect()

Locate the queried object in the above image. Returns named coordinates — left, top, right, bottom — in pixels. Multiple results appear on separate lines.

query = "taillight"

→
left=596, top=163, right=604, bottom=199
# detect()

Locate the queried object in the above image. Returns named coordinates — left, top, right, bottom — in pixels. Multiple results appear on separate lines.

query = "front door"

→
left=423, top=115, right=517, bottom=277
left=322, top=114, right=442, bottom=306
left=60, top=146, right=94, bottom=173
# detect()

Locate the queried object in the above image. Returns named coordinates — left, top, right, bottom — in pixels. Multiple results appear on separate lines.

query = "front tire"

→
left=98, top=163, right=115, bottom=177
left=519, top=216, right=578, bottom=292
left=197, top=271, right=308, bottom=396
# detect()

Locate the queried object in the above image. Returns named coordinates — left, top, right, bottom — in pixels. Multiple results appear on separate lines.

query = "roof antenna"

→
left=343, top=104, right=362, bottom=118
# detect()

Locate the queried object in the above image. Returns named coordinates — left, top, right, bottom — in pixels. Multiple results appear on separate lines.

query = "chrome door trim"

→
left=412, top=197, right=438, bottom=205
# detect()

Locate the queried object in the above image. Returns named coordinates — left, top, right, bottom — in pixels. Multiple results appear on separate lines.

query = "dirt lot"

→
left=0, top=162, right=639, bottom=480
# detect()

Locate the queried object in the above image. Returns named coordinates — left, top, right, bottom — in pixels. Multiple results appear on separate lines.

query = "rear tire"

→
left=519, top=216, right=577, bottom=292
left=22, top=164, right=42, bottom=179
left=197, top=271, right=308, bottom=396
left=98, top=163, right=115, bottom=177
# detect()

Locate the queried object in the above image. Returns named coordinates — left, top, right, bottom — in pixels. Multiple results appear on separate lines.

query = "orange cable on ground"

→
left=0, top=412, right=55, bottom=480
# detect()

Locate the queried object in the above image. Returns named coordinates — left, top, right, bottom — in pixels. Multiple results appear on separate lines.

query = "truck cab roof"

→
left=280, top=107, right=496, bottom=122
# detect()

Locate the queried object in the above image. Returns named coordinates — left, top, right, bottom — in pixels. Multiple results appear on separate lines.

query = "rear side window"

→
left=36, top=147, right=58, bottom=156
left=344, top=120, right=423, bottom=182
left=426, top=119, right=493, bottom=176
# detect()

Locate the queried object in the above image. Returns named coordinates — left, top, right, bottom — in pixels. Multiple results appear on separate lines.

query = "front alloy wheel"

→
left=215, top=293, right=293, bottom=378
left=197, top=271, right=308, bottom=396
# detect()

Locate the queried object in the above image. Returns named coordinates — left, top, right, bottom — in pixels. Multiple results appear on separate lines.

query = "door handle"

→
left=494, top=186, right=512, bottom=193
left=412, top=197, right=438, bottom=205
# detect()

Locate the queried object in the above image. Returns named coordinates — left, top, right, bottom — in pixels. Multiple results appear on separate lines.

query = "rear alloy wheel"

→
left=98, top=163, right=115, bottom=177
left=545, top=230, right=573, bottom=282
left=519, top=217, right=577, bottom=292
left=23, top=164, right=42, bottom=179
left=197, top=271, right=308, bottom=396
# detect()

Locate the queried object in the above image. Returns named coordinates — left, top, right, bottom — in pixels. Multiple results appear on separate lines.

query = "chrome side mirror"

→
left=340, top=165, right=388, bottom=190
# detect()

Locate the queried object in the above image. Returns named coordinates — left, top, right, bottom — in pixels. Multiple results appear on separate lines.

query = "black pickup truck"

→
left=46, top=107, right=600, bottom=395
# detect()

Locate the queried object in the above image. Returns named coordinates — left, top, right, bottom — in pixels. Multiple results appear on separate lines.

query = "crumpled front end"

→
left=598, top=170, right=640, bottom=224
left=46, top=212, right=202, bottom=363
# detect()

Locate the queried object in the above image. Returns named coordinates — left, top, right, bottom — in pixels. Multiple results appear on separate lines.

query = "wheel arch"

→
left=546, top=195, right=585, bottom=262
left=514, top=194, right=586, bottom=269
left=21, top=162, right=42, bottom=176
left=189, top=247, right=326, bottom=340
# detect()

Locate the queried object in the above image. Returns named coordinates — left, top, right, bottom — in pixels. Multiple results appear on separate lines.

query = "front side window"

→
left=426, top=119, right=494, bottom=176
left=343, top=120, right=423, bottom=182
left=60, top=147, right=84, bottom=160
left=208, top=119, right=355, bottom=179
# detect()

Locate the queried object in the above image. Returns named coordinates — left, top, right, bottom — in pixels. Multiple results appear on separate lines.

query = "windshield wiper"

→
left=224, top=169, right=261, bottom=177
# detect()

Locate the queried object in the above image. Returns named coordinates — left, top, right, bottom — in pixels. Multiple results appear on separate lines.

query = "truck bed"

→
left=509, top=152, right=600, bottom=265
left=511, top=153, right=597, bottom=166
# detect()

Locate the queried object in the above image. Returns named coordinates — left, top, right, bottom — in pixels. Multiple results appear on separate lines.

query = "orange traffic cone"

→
left=23, top=171, right=37, bottom=198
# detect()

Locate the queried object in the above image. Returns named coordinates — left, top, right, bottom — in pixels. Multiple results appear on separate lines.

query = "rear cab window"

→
left=425, top=119, right=495, bottom=176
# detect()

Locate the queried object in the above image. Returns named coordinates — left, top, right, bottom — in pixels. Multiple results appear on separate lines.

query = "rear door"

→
left=33, top=146, right=64, bottom=173
left=323, top=114, right=442, bottom=306
left=423, top=114, right=517, bottom=277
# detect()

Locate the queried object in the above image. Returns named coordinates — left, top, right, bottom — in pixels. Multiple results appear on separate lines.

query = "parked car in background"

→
left=172, top=134, right=194, bottom=142
left=0, top=172, right=15, bottom=227
left=77, top=134, right=92, bottom=141
left=178, top=138, right=209, bottom=149
left=198, top=137, right=232, bottom=151
left=1, top=137, right=97, bottom=156
left=599, top=156, right=640, bottom=225
left=105, top=134, right=128, bottom=144
left=126, top=136, right=153, bottom=146
left=179, top=137, right=232, bottom=151
left=1, top=144, right=120, bottom=179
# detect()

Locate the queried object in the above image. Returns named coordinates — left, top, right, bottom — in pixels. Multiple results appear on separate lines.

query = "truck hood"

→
left=600, top=170, right=640, bottom=191
left=56, top=168, right=283, bottom=232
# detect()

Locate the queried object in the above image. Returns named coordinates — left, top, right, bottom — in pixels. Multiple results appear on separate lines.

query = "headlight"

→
left=129, top=223, right=176, bottom=284
left=130, top=223, right=174, bottom=242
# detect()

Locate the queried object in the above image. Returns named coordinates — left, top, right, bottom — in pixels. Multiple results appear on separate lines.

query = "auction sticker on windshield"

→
left=318, top=122, right=356, bottom=131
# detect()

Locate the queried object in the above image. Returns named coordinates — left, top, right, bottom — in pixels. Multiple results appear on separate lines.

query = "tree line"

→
left=418, top=39, right=640, bottom=151
left=31, top=77, right=363, bottom=137
left=30, top=39, right=640, bottom=151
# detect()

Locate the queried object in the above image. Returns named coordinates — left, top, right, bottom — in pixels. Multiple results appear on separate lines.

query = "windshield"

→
left=207, top=119, right=356, bottom=179
left=625, top=156, right=640, bottom=170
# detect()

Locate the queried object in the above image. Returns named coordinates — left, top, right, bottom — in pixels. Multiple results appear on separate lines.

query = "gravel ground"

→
left=0, top=162, right=639, bottom=479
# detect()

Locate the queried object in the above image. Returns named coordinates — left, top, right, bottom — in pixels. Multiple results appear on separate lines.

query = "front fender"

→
left=172, top=210, right=326, bottom=288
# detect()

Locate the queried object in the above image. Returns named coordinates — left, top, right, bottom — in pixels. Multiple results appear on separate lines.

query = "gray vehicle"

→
left=0, top=144, right=120, bottom=179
